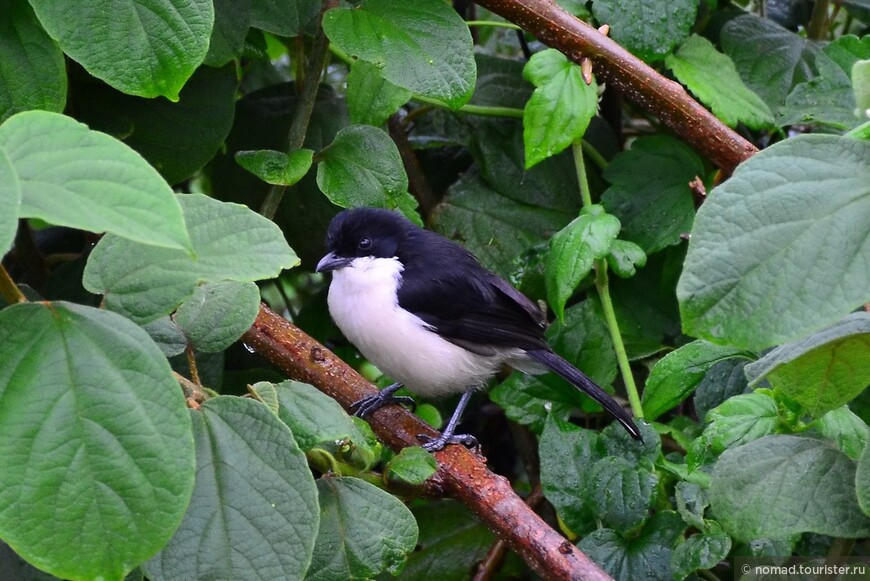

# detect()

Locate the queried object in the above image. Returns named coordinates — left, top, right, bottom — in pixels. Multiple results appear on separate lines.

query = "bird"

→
left=316, top=207, right=641, bottom=451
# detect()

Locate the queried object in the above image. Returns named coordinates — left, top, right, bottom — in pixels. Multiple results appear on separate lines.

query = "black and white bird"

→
left=316, top=208, right=641, bottom=451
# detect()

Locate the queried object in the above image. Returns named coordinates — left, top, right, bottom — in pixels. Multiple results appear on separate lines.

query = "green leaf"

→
left=703, top=392, right=779, bottom=454
left=307, top=477, right=417, bottom=580
left=858, top=442, right=870, bottom=517
left=383, top=446, right=437, bottom=485
left=273, top=380, right=369, bottom=453
left=540, top=413, right=601, bottom=534
left=601, top=135, right=703, bottom=254
left=642, top=340, right=751, bottom=421
left=855, top=59, right=870, bottom=115
left=671, top=523, right=732, bottom=581
left=579, top=512, right=684, bottom=581
left=316, top=125, right=412, bottom=210
left=323, top=0, right=475, bottom=108
left=236, top=149, right=314, bottom=187
left=721, top=14, right=823, bottom=115
left=591, top=0, right=697, bottom=62
left=813, top=405, right=869, bottom=461
left=433, top=167, right=575, bottom=278
left=606, top=240, right=647, bottom=278
left=144, top=397, right=318, bottom=581
left=28, top=0, right=212, bottom=100
left=710, top=435, right=870, bottom=542
left=205, top=0, right=251, bottom=66
left=173, top=280, right=260, bottom=353
left=675, top=481, right=709, bottom=530
left=0, top=111, right=191, bottom=250
left=522, top=49, right=598, bottom=168
left=0, top=0, right=66, bottom=121
left=250, top=0, right=319, bottom=37
left=598, top=420, right=661, bottom=465
left=693, top=359, right=750, bottom=422
left=74, top=65, right=239, bottom=185
left=399, top=500, right=496, bottom=579
left=84, top=193, right=298, bottom=324
left=470, top=54, right=533, bottom=110
left=744, top=313, right=870, bottom=418
left=545, top=206, right=620, bottom=321
left=823, top=35, right=870, bottom=75
left=346, top=60, right=413, bottom=127
left=778, top=52, right=859, bottom=130
left=678, top=135, right=870, bottom=350
left=0, top=302, right=194, bottom=581
left=665, top=34, right=774, bottom=130
left=0, top=149, right=16, bottom=258
left=489, top=373, right=572, bottom=434
left=586, top=457, right=658, bottom=533
left=141, top=316, right=188, bottom=357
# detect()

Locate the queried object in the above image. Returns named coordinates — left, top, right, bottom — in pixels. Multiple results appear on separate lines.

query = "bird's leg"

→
left=350, top=382, right=415, bottom=418
left=418, top=387, right=479, bottom=452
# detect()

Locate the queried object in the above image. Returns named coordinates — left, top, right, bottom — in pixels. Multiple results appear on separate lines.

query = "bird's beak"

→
left=316, top=252, right=352, bottom=273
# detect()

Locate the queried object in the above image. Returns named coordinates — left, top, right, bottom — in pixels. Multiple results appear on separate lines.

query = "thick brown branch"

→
left=474, top=0, right=758, bottom=174
left=242, top=305, right=613, bottom=581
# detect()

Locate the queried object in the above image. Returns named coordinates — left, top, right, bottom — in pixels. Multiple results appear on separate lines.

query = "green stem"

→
left=260, top=1, right=335, bottom=219
left=0, top=263, right=26, bottom=304
left=572, top=141, right=644, bottom=419
left=329, top=45, right=524, bottom=119
left=595, top=264, right=643, bottom=418
left=580, top=140, right=608, bottom=172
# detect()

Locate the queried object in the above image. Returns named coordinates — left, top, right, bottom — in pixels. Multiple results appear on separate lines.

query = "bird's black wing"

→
left=396, top=230, right=547, bottom=353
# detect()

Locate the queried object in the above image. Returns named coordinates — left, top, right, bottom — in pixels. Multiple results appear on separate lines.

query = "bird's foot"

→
left=418, top=432, right=479, bottom=453
left=350, top=384, right=415, bottom=418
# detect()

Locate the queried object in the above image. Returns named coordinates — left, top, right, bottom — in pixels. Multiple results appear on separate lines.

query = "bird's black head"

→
left=316, top=208, right=412, bottom=272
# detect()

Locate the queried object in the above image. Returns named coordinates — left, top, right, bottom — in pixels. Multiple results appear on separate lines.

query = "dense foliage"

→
left=1, top=0, right=869, bottom=579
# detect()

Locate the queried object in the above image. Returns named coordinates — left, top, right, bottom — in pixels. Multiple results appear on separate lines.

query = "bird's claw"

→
left=350, top=393, right=416, bottom=418
left=418, top=432, right=479, bottom=453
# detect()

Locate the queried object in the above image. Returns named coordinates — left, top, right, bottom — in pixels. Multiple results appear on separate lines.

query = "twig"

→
left=474, top=0, right=757, bottom=174
left=242, top=305, right=614, bottom=581
left=260, top=0, right=338, bottom=219
left=0, top=263, right=26, bottom=304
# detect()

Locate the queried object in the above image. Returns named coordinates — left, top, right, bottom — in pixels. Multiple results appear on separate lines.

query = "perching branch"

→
left=242, top=305, right=614, bottom=581
left=474, top=0, right=758, bottom=174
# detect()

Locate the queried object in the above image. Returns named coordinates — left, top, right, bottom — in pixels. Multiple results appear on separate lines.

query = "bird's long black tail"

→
left=527, top=349, right=642, bottom=440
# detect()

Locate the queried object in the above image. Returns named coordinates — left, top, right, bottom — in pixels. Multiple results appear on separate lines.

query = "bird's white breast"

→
left=326, top=257, right=503, bottom=397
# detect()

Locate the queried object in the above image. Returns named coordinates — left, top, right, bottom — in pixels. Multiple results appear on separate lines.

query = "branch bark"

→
left=474, top=0, right=758, bottom=174
left=242, top=305, right=613, bottom=581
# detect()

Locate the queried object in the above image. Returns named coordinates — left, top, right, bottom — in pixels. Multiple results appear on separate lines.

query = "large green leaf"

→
left=0, top=111, right=190, bottom=250
left=144, top=397, right=319, bottom=581
left=306, top=477, right=417, bottom=580
left=522, top=49, right=598, bottom=168
left=671, top=524, right=731, bottom=581
left=678, top=135, right=870, bottom=350
left=814, top=405, right=870, bottom=461
left=433, top=168, right=574, bottom=278
left=0, top=149, right=16, bottom=258
left=173, top=280, right=261, bottom=353
left=0, top=302, right=195, bottom=581
left=702, top=392, right=779, bottom=453
left=250, top=0, right=319, bottom=37
left=322, top=0, right=475, bottom=108
left=721, top=14, right=822, bottom=115
left=346, top=60, right=412, bottom=127
left=586, top=457, right=658, bottom=533
left=665, top=34, right=774, bottom=130
left=744, top=313, right=870, bottom=418
left=591, top=0, right=697, bottom=62
left=710, top=435, right=870, bottom=541
left=29, top=0, right=212, bottom=100
left=579, top=512, right=685, bottom=581
left=539, top=414, right=601, bottom=534
left=601, top=136, right=702, bottom=254
left=0, top=0, right=66, bottom=122
left=205, top=0, right=251, bottom=66
left=642, top=340, right=751, bottom=421
left=316, top=125, right=412, bottom=210
left=83, top=193, right=297, bottom=323
left=74, top=65, right=239, bottom=185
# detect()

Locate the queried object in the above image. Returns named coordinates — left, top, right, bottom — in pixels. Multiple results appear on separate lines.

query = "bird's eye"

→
left=357, top=237, right=372, bottom=250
